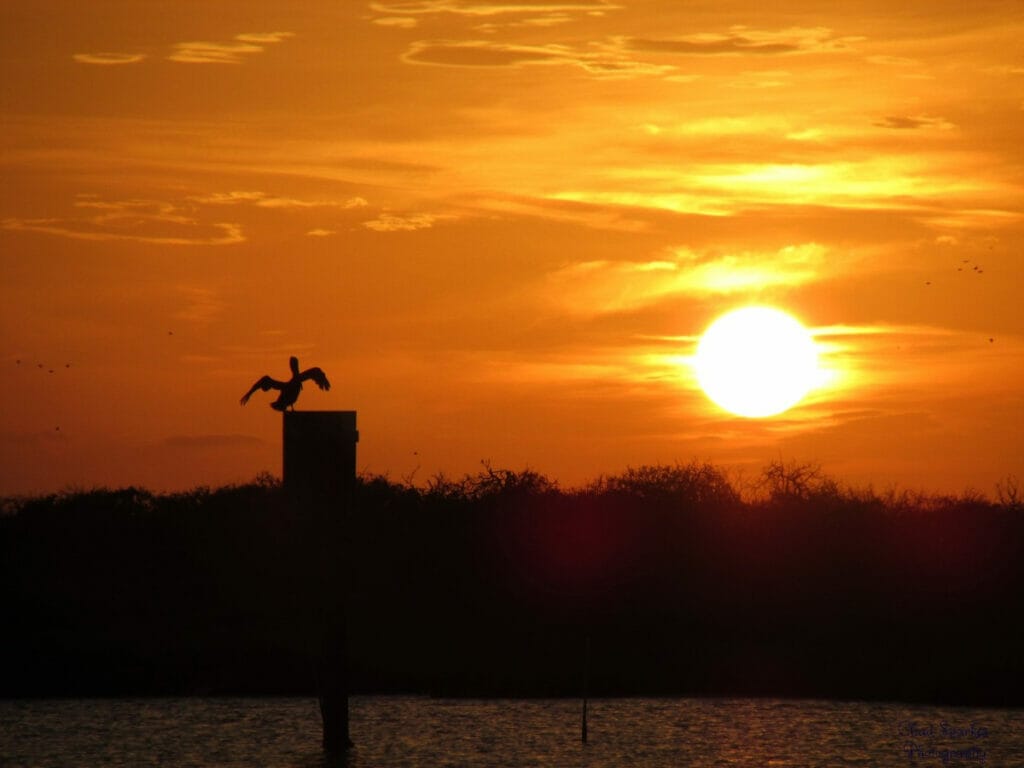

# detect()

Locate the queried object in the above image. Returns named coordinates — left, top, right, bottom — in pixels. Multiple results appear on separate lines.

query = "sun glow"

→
left=694, top=306, right=820, bottom=418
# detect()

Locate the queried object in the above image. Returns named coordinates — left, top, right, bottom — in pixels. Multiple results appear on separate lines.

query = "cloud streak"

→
left=372, top=1, right=619, bottom=35
left=363, top=212, right=446, bottom=231
left=399, top=27, right=857, bottom=77
left=2, top=199, right=244, bottom=246
left=874, top=115, right=955, bottom=130
left=403, top=39, right=674, bottom=76
left=625, top=27, right=860, bottom=56
left=168, top=32, right=294, bottom=64
left=190, top=191, right=369, bottom=209
left=371, top=1, right=618, bottom=16
left=546, top=243, right=828, bottom=315
left=74, top=33, right=293, bottom=67
left=72, top=53, right=146, bottom=65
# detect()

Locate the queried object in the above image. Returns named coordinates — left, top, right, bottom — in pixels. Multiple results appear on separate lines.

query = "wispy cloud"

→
left=72, top=52, right=146, bottom=65
left=363, top=212, right=446, bottom=231
left=873, top=115, right=955, bottom=131
left=371, top=1, right=618, bottom=16
left=546, top=243, right=828, bottom=315
left=73, top=32, right=293, bottom=67
left=404, top=40, right=569, bottom=67
left=372, top=1, right=618, bottom=34
left=810, top=322, right=1024, bottom=398
left=373, top=16, right=420, bottom=28
left=493, top=13, right=574, bottom=29
left=2, top=199, right=244, bottom=246
left=234, top=32, right=295, bottom=44
left=173, top=286, right=225, bottom=324
left=403, top=39, right=673, bottom=76
left=399, top=27, right=854, bottom=75
left=866, top=55, right=921, bottom=67
left=168, top=32, right=293, bottom=64
left=190, top=191, right=369, bottom=209
left=624, top=27, right=861, bottom=56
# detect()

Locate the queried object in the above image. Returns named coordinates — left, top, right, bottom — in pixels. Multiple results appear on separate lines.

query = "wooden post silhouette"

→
left=283, top=410, right=358, bottom=754
left=582, top=635, right=590, bottom=743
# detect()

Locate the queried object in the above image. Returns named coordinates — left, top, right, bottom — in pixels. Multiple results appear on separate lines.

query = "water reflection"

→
left=0, top=696, right=1019, bottom=768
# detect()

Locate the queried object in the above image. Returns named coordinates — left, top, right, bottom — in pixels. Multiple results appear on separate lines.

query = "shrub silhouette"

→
left=2, top=463, right=1022, bottom=703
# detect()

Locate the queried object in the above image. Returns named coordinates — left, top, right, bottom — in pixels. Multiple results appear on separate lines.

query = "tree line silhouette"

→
left=2, top=462, right=1022, bottom=705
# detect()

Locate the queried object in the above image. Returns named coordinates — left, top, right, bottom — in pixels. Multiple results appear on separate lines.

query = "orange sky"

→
left=2, top=1, right=1022, bottom=496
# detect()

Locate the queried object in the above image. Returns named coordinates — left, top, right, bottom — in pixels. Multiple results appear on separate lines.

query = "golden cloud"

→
left=169, top=32, right=293, bottom=64
left=371, top=1, right=618, bottom=16
left=363, top=212, right=444, bottom=231
left=403, top=39, right=674, bottom=76
left=373, top=16, right=420, bottom=28
left=873, top=115, right=955, bottom=131
left=235, top=32, right=295, bottom=44
left=546, top=244, right=827, bottom=315
left=625, top=26, right=862, bottom=56
left=2, top=199, right=244, bottom=246
left=72, top=52, right=146, bottom=65
left=190, top=191, right=369, bottom=209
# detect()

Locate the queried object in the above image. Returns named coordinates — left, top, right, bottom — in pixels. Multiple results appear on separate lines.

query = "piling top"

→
left=283, top=410, right=357, bottom=429
left=282, top=410, right=358, bottom=497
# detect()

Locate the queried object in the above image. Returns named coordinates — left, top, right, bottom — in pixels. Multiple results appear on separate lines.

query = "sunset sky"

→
left=2, top=1, right=1022, bottom=497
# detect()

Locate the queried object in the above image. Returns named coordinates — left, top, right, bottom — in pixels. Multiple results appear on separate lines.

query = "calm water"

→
left=1, top=696, right=1020, bottom=767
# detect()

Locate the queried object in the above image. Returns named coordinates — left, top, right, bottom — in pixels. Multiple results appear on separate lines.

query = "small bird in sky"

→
left=240, top=356, right=331, bottom=411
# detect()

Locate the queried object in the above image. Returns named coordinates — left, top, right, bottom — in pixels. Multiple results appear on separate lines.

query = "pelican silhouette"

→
left=240, top=356, right=330, bottom=411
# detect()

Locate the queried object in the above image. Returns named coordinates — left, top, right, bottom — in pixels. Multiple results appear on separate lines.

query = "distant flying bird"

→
left=240, top=356, right=331, bottom=411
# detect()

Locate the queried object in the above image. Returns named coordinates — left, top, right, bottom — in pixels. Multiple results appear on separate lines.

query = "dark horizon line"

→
left=3, top=459, right=1020, bottom=507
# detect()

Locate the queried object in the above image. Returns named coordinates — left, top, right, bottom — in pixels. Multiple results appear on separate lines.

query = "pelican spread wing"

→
left=241, top=357, right=331, bottom=409
left=240, top=375, right=286, bottom=405
left=299, top=367, right=331, bottom=392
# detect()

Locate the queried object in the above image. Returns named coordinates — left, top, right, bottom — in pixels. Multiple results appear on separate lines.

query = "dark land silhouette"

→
left=2, top=461, right=1022, bottom=706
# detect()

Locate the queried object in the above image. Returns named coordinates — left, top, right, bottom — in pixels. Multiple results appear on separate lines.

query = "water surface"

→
left=1, top=696, right=1018, bottom=767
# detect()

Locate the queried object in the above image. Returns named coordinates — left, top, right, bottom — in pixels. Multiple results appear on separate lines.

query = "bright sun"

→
left=694, top=306, right=820, bottom=418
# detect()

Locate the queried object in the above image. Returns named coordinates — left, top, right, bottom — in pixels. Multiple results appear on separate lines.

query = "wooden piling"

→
left=282, top=410, right=358, bottom=754
left=582, top=635, right=590, bottom=743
